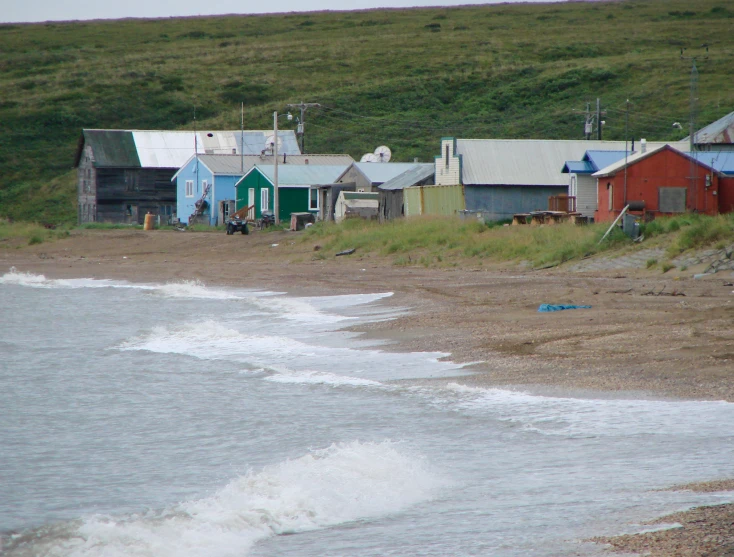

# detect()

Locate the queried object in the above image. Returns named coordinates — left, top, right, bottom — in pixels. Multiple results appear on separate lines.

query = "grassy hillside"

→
left=1, top=0, right=733, bottom=224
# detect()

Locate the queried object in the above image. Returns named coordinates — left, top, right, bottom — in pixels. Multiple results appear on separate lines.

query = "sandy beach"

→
left=2, top=228, right=733, bottom=556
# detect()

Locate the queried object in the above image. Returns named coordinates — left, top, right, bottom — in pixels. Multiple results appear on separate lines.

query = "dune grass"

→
left=303, top=216, right=630, bottom=268
left=0, top=221, right=70, bottom=246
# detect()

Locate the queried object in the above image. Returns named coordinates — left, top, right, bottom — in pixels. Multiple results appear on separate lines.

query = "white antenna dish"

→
left=360, top=153, right=374, bottom=163
left=374, top=145, right=392, bottom=162
left=265, top=134, right=282, bottom=151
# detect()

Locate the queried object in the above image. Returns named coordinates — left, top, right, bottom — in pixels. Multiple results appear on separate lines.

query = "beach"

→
left=2, top=228, right=733, bottom=556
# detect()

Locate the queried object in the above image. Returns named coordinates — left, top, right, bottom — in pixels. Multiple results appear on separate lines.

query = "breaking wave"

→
left=2, top=441, right=443, bottom=557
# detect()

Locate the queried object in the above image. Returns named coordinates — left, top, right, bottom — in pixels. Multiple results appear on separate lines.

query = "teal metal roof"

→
left=241, top=164, right=349, bottom=186
left=83, top=130, right=140, bottom=168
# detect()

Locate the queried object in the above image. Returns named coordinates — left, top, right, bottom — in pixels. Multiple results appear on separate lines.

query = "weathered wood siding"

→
left=77, top=145, right=97, bottom=223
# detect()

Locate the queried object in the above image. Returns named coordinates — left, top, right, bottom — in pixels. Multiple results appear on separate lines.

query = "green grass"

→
left=303, top=216, right=630, bottom=268
left=1, top=0, right=734, bottom=224
left=0, top=220, right=70, bottom=245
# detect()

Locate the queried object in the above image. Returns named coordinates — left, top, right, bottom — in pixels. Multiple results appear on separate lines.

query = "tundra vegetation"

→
left=1, top=0, right=733, bottom=226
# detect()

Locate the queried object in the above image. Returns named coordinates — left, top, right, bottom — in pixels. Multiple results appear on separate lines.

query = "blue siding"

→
left=465, top=185, right=567, bottom=221
left=176, top=159, right=214, bottom=225
left=211, top=175, right=241, bottom=225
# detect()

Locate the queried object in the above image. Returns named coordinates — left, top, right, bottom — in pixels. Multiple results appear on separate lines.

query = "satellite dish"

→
left=360, top=153, right=374, bottom=163
left=265, top=134, right=282, bottom=151
left=374, top=145, right=392, bottom=162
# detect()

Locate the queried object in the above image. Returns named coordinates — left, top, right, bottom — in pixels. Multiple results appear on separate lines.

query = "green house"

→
left=235, top=164, right=349, bottom=222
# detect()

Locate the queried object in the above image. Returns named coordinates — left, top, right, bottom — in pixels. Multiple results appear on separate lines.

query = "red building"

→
left=593, top=145, right=734, bottom=222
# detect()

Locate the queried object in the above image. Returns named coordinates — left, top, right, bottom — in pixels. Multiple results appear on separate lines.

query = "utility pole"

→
left=680, top=45, right=708, bottom=153
left=680, top=45, right=709, bottom=208
left=286, top=101, right=321, bottom=153
left=596, top=98, right=606, bottom=140
left=573, top=99, right=605, bottom=140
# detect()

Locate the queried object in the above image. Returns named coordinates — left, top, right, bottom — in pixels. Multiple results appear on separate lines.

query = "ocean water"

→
left=1, top=267, right=733, bottom=557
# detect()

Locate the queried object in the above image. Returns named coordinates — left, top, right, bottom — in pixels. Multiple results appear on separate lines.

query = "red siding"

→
left=595, top=147, right=722, bottom=222
left=719, top=177, right=734, bottom=215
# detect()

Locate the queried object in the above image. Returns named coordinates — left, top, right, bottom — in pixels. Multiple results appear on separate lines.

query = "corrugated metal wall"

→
left=404, top=185, right=464, bottom=216
left=464, top=185, right=566, bottom=221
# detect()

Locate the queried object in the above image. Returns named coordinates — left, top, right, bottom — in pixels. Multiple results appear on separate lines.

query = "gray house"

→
left=436, top=137, right=640, bottom=221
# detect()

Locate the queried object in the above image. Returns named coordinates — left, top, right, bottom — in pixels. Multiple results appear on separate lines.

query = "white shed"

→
left=334, top=191, right=379, bottom=223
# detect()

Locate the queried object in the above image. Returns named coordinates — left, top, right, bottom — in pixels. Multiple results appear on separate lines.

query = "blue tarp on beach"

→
left=538, top=304, right=592, bottom=312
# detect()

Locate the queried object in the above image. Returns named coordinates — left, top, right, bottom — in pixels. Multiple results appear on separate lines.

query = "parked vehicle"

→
left=225, top=216, right=249, bottom=235
left=258, top=211, right=275, bottom=229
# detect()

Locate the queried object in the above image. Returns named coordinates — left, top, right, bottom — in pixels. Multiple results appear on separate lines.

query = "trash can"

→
left=144, top=212, right=155, bottom=230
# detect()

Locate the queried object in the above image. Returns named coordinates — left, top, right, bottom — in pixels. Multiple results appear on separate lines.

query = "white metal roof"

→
left=128, top=130, right=301, bottom=168
left=456, top=139, right=686, bottom=186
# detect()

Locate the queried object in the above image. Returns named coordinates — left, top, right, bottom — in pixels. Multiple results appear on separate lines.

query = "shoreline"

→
left=2, top=229, right=733, bottom=555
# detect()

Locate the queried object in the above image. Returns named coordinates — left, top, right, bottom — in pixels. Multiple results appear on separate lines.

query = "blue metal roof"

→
left=562, top=150, right=629, bottom=174
left=561, top=161, right=594, bottom=174
left=584, top=150, right=629, bottom=170
left=691, top=151, right=734, bottom=175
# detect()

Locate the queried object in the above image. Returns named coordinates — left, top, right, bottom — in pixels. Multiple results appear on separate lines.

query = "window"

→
left=261, top=188, right=269, bottom=213
left=309, top=188, right=319, bottom=211
left=201, top=179, right=207, bottom=194
left=185, top=180, right=194, bottom=197
left=445, top=144, right=449, bottom=168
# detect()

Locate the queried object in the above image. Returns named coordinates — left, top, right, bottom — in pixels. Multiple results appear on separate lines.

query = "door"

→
left=248, top=188, right=255, bottom=220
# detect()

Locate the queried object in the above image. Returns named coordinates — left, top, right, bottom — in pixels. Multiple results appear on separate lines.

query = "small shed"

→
left=335, top=191, right=379, bottom=223
left=336, top=162, right=429, bottom=192
left=378, top=164, right=435, bottom=221
left=316, top=182, right=357, bottom=222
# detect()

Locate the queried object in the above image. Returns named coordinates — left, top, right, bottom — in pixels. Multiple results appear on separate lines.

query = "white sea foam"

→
left=118, top=320, right=324, bottom=363
left=5, top=442, right=442, bottom=557
left=0, top=268, right=127, bottom=289
left=264, top=369, right=386, bottom=388
left=429, top=383, right=734, bottom=438
left=633, top=522, right=683, bottom=534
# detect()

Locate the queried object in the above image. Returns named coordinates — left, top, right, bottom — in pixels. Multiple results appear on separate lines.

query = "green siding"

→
left=279, top=188, right=309, bottom=221
left=236, top=169, right=313, bottom=221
